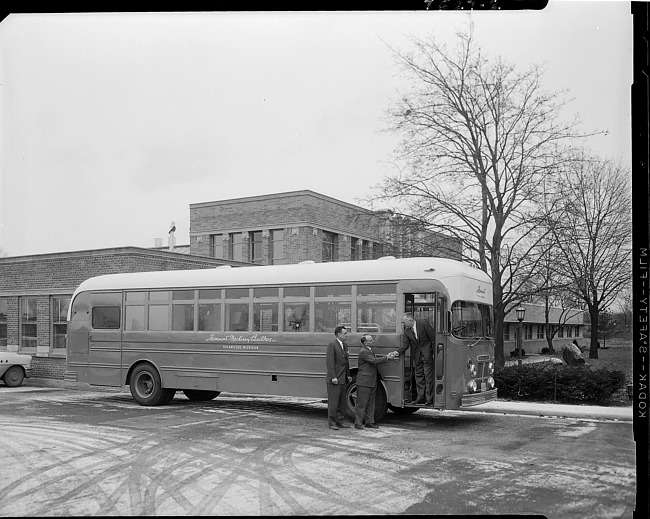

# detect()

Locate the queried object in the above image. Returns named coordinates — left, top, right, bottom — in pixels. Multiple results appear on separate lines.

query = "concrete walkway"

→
left=459, top=400, right=633, bottom=422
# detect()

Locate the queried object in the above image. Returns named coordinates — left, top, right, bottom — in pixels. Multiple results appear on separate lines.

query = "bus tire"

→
left=160, top=389, right=177, bottom=405
left=129, top=363, right=174, bottom=406
left=344, top=374, right=388, bottom=423
left=182, top=390, right=221, bottom=401
left=388, top=404, right=420, bottom=415
left=2, top=366, right=25, bottom=387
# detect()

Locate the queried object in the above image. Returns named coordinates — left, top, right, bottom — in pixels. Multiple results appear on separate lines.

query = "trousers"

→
left=354, top=385, right=377, bottom=425
left=327, top=382, right=347, bottom=425
left=414, top=351, right=434, bottom=401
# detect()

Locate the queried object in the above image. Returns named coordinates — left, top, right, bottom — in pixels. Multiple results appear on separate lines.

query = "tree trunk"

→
left=589, top=305, right=599, bottom=359
left=493, top=283, right=506, bottom=367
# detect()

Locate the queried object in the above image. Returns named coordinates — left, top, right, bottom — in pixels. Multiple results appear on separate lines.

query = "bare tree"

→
left=374, top=24, right=586, bottom=365
left=548, top=153, right=632, bottom=359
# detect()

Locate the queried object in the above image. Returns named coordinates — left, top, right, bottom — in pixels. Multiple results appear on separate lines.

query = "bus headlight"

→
left=488, top=362, right=494, bottom=375
left=467, top=379, right=477, bottom=393
left=486, top=376, right=495, bottom=390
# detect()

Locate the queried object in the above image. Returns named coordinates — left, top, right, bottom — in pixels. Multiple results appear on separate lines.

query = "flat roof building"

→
left=189, top=190, right=462, bottom=265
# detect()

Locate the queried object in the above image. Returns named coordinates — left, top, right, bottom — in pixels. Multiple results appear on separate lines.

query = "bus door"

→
left=87, top=292, right=123, bottom=386
left=404, top=293, right=446, bottom=406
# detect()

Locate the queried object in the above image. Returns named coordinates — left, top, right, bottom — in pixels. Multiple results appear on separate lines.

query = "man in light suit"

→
left=398, top=313, right=435, bottom=405
left=354, top=334, right=398, bottom=429
left=326, top=325, right=353, bottom=430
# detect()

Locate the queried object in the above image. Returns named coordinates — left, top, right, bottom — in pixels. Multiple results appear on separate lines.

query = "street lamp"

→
left=516, top=304, right=526, bottom=367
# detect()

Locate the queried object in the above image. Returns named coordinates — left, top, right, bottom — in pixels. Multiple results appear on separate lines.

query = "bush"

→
left=494, top=363, right=625, bottom=405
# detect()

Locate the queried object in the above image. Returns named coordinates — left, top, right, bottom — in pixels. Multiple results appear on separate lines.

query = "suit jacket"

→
left=326, top=339, right=350, bottom=384
left=356, top=345, right=388, bottom=388
left=398, top=318, right=435, bottom=363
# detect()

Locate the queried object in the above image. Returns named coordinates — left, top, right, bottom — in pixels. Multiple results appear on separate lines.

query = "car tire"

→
left=2, top=366, right=25, bottom=387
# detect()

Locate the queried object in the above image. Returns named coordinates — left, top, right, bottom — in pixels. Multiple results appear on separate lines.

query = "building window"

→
left=322, top=231, right=337, bottom=262
left=350, top=238, right=360, bottom=261
left=504, top=324, right=510, bottom=341
left=525, top=324, right=533, bottom=340
left=271, top=229, right=284, bottom=264
left=537, top=325, right=544, bottom=339
left=52, top=297, right=71, bottom=350
left=250, top=231, right=263, bottom=264
left=558, top=326, right=564, bottom=338
left=575, top=325, right=580, bottom=337
left=361, top=241, right=371, bottom=260
left=20, top=297, right=38, bottom=350
left=229, top=233, right=243, bottom=261
left=0, top=298, right=7, bottom=348
left=211, top=234, right=225, bottom=259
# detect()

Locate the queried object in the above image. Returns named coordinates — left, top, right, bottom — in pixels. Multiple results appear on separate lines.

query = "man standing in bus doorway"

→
left=326, top=325, right=353, bottom=430
left=398, top=313, right=435, bottom=405
left=354, top=334, right=398, bottom=429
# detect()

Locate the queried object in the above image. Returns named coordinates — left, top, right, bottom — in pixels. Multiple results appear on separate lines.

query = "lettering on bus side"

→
left=206, top=333, right=276, bottom=344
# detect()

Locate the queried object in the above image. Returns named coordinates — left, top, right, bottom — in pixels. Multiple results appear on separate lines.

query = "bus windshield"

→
left=451, top=301, right=493, bottom=339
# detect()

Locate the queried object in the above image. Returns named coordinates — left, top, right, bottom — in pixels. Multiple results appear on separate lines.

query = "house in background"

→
left=503, top=303, right=584, bottom=354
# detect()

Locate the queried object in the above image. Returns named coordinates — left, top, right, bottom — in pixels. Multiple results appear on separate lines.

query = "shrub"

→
left=494, top=363, right=625, bottom=405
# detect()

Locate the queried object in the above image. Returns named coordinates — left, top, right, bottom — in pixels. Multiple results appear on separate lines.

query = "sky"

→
left=0, top=2, right=633, bottom=257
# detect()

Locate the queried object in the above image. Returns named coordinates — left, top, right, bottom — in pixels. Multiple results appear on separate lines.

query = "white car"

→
left=0, top=352, right=33, bottom=387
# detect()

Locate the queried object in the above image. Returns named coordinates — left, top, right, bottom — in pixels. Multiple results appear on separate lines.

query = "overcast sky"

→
left=0, top=2, right=632, bottom=257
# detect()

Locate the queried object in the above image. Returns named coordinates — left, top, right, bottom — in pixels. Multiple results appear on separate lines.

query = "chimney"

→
left=154, top=238, right=163, bottom=248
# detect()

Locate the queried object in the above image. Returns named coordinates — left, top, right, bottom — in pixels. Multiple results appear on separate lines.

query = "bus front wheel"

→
left=129, top=363, right=174, bottom=406
left=344, top=374, right=388, bottom=423
left=388, top=404, right=420, bottom=415
left=182, top=390, right=221, bottom=401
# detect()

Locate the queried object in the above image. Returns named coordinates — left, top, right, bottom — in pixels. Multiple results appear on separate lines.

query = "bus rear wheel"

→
left=182, top=390, right=221, bottom=401
left=344, top=374, right=388, bottom=423
left=129, top=363, right=174, bottom=406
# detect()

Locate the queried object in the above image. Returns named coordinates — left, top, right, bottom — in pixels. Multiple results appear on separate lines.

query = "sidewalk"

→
left=23, top=377, right=633, bottom=422
left=459, top=400, right=633, bottom=422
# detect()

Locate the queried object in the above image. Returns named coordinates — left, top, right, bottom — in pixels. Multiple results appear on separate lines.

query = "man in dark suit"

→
left=326, top=325, right=353, bottom=430
left=398, top=313, right=435, bottom=405
left=354, top=334, right=398, bottom=429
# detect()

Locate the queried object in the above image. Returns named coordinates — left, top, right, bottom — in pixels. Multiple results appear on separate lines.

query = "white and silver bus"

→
left=66, top=256, right=496, bottom=421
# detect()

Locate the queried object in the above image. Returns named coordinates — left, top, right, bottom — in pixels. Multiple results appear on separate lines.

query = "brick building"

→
left=0, top=190, right=462, bottom=381
left=0, top=247, right=246, bottom=378
left=189, top=190, right=462, bottom=265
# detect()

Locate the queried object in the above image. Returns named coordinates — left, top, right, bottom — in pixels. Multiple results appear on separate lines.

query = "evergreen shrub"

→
left=494, top=363, right=625, bottom=405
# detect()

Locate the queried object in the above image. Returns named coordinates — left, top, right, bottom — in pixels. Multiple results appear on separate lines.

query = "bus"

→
left=65, top=256, right=496, bottom=421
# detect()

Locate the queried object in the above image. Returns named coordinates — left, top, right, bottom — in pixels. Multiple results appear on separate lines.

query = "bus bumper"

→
left=461, top=388, right=498, bottom=407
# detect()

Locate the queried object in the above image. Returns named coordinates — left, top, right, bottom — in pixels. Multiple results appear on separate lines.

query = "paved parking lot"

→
left=0, top=386, right=637, bottom=517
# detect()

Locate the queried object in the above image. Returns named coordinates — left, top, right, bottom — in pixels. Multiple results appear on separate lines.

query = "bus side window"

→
left=92, top=306, right=121, bottom=329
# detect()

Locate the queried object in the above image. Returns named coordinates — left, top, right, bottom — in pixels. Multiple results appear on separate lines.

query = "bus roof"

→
left=72, top=256, right=491, bottom=296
